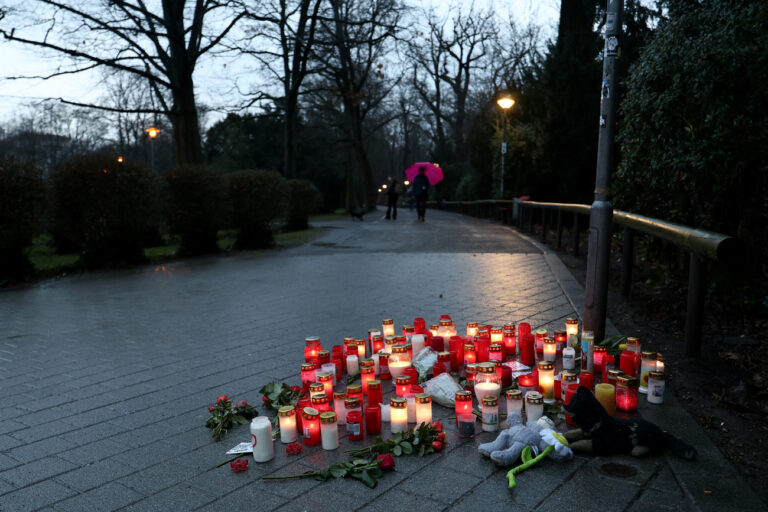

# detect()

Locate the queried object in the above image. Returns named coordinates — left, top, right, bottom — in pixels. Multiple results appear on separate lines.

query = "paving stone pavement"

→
left=0, top=208, right=765, bottom=511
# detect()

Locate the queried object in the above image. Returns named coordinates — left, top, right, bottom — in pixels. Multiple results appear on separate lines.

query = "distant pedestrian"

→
left=385, top=178, right=400, bottom=220
left=412, top=166, right=430, bottom=222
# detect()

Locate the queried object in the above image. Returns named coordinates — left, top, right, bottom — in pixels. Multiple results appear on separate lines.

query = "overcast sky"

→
left=0, top=0, right=560, bottom=126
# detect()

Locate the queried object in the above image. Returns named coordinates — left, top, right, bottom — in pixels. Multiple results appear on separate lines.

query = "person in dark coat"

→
left=412, top=166, right=430, bottom=222
left=385, top=178, right=399, bottom=220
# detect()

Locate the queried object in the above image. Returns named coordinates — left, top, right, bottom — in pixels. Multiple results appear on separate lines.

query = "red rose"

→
left=262, top=396, right=269, bottom=403
left=431, top=440, right=443, bottom=451
left=230, top=458, right=249, bottom=472
left=286, top=442, right=303, bottom=455
left=376, top=453, right=396, bottom=470
left=436, top=432, right=446, bottom=442
left=217, top=395, right=229, bottom=404
left=291, top=385, right=301, bottom=393
left=242, top=401, right=248, bottom=407
left=431, top=421, right=444, bottom=432
left=208, top=405, right=214, bottom=412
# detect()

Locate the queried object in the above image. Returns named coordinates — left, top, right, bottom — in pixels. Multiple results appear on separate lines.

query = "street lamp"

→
left=145, top=126, right=161, bottom=172
left=496, top=95, right=515, bottom=198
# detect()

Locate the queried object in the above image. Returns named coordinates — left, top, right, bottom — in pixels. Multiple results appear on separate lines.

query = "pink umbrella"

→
left=404, top=162, right=443, bottom=186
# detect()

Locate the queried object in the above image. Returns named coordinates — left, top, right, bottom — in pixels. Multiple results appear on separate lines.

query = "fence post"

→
left=572, top=213, right=580, bottom=256
left=556, top=211, right=563, bottom=248
left=685, top=252, right=706, bottom=357
left=528, top=207, right=534, bottom=233
left=620, top=227, right=634, bottom=297
left=541, top=210, right=548, bottom=242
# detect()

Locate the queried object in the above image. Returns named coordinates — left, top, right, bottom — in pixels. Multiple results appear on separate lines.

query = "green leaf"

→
left=393, top=433, right=403, bottom=443
left=361, top=469, right=377, bottom=488
left=521, top=446, right=533, bottom=464
left=400, top=442, right=413, bottom=455
left=412, top=436, right=420, bottom=445
left=329, top=466, right=348, bottom=478
left=419, top=444, right=426, bottom=456
left=393, top=445, right=402, bottom=456
left=352, top=459, right=369, bottom=466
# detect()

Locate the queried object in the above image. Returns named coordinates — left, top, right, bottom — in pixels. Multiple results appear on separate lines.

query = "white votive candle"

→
left=320, top=412, right=339, bottom=450
left=388, top=360, right=411, bottom=378
left=380, top=403, right=391, bottom=422
left=321, top=363, right=337, bottom=386
left=406, top=395, right=416, bottom=423
left=250, top=417, right=274, bottom=462
left=415, top=394, right=432, bottom=425
left=278, top=406, right=297, bottom=444
left=390, top=398, right=408, bottom=433
left=346, top=354, right=359, bottom=376
left=411, top=334, right=426, bottom=357
left=474, top=381, right=501, bottom=403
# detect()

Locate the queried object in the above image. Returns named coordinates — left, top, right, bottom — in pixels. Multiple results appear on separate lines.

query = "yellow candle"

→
left=537, top=361, right=555, bottom=402
left=595, top=383, right=616, bottom=416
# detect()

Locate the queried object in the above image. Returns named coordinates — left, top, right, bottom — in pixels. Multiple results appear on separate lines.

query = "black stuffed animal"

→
left=564, top=386, right=696, bottom=460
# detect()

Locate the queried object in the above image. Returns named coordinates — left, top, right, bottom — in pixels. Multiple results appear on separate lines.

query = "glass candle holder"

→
left=367, top=380, right=382, bottom=408
left=564, top=384, right=579, bottom=426
left=361, top=366, right=375, bottom=396
left=295, top=396, right=311, bottom=432
left=500, top=364, right=512, bottom=388
left=489, top=344, right=503, bottom=362
left=503, top=327, right=517, bottom=359
left=406, top=394, right=417, bottom=423
left=562, top=345, right=575, bottom=370
left=493, top=360, right=504, bottom=382
left=537, top=361, right=555, bottom=402
left=402, top=324, right=414, bottom=337
left=304, top=336, right=322, bottom=364
left=301, top=407, right=321, bottom=446
left=320, top=363, right=337, bottom=386
left=449, top=336, right=464, bottom=368
left=616, top=375, right=639, bottom=412
left=626, top=336, right=641, bottom=354
left=593, top=346, right=607, bottom=375
left=344, top=336, right=356, bottom=356
left=429, top=324, right=439, bottom=337
left=619, top=350, right=637, bottom=377
left=367, top=329, right=380, bottom=354
left=595, top=383, right=616, bottom=415
left=647, top=371, right=665, bottom=404
left=475, top=362, right=501, bottom=403
left=517, top=373, right=537, bottom=397
left=332, top=358, right=343, bottom=380
left=382, top=318, right=395, bottom=337
left=414, top=317, right=426, bottom=331
left=455, top=390, right=473, bottom=419
left=560, top=371, right=578, bottom=402
left=466, top=322, right=479, bottom=338
left=395, top=375, right=411, bottom=397
left=388, top=346, right=412, bottom=378
left=320, top=411, right=338, bottom=450
left=411, top=334, right=426, bottom=357
left=317, top=349, right=331, bottom=367
left=482, top=396, right=499, bottom=432
left=581, top=330, right=594, bottom=372
left=346, top=384, right=363, bottom=405
left=458, top=413, right=476, bottom=437
left=490, top=327, right=503, bottom=344
left=519, top=332, right=535, bottom=366
left=465, top=363, right=479, bottom=391
left=311, top=394, right=332, bottom=413
left=565, top=318, right=579, bottom=339
left=463, top=344, right=477, bottom=367
left=301, top=363, right=316, bottom=391
left=543, top=338, right=557, bottom=362
left=433, top=361, right=446, bottom=377
left=355, top=338, right=366, bottom=359
left=554, top=330, right=567, bottom=354
left=579, top=371, right=594, bottom=391
left=378, top=351, right=391, bottom=380
left=333, top=391, right=346, bottom=425
left=365, top=405, right=382, bottom=434
left=415, top=393, right=432, bottom=425
left=535, top=329, right=548, bottom=353
left=525, top=392, right=544, bottom=424
left=390, top=397, right=408, bottom=433
left=346, top=409, right=364, bottom=441
left=606, top=368, right=624, bottom=388
left=372, top=335, right=385, bottom=355
left=384, top=335, right=397, bottom=355
left=430, top=335, right=444, bottom=352
left=251, top=416, right=274, bottom=462
left=360, top=358, right=375, bottom=370
left=639, top=351, right=658, bottom=393
left=474, top=335, right=491, bottom=363
left=346, top=354, right=360, bottom=376
left=656, top=353, right=665, bottom=373
left=437, top=351, right=451, bottom=372
left=505, top=389, right=523, bottom=422
left=316, top=371, right=333, bottom=398
left=278, top=406, right=297, bottom=444
left=518, top=322, right=531, bottom=336
left=309, top=382, right=325, bottom=398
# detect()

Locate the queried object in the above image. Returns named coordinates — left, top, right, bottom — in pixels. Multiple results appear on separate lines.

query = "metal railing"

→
left=434, top=199, right=740, bottom=357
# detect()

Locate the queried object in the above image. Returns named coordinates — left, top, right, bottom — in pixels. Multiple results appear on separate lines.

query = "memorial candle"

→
left=449, top=336, right=465, bottom=368
left=475, top=335, right=491, bottom=363
left=647, top=371, right=665, bottom=404
left=333, top=392, right=347, bottom=425
left=517, top=373, right=537, bottom=397
left=626, top=336, right=642, bottom=370
left=475, top=362, right=501, bottom=403
left=346, top=408, right=364, bottom=441
left=382, top=318, right=395, bottom=337
left=361, top=366, right=375, bottom=396
left=433, top=361, right=446, bottom=377
left=367, top=380, right=382, bottom=408
left=372, top=335, right=385, bottom=355
left=455, top=390, right=473, bottom=418
left=429, top=324, right=439, bottom=336
left=390, top=397, right=408, bottom=433
left=619, top=350, right=637, bottom=377
left=402, top=324, right=414, bottom=337
left=301, top=363, right=316, bottom=392
left=301, top=407, right=321, bottom=446
left=463, top=344, right=477, bottom=367
left=415, top=393, right=432, bottom=425
left=278, top=406, right=297, bottom=443
left=384, top=336, right=396, bottom=354
left=388, top=345, right=412, bottom=378
left=317, top=349, right=331, bottom=367
left=538, top=361, right=555, bottom=403
left=295, top=396, right=311, bottom=431
left=304, top=336, right=322, bottom=364
left=367, top=329, right=380, bottom=355
left=562, top=345, right=576, bottom=370
left=395, top=375, right=411, bottom=397
left=543, top=337, right=556, bottom=362
left=251, top=416, right=275, bottom=462
left=346, top=354, right=360, bottom=376
left=458, top=414, right=475, bottom=437
left=465, top=363, right=479, bottom=391
left=565, top=318, right=579, bottom=339
left=656, top=353, right=665, bottom=373
left=411, top=334, right=426, bottom=357
left=466, top=322, right=479, bottom=337
left=489, top=344, right=503, bottom=362
left=593, top=346, right=607, bottom=375
left=579, top=371, right=594, bottom=391
left=554, top=330, right=567, bottom=354
left=616, top=375, right=639, bottom=412
left=581, top=330, right=594, bottom=372
left=520, top=332, right=535, bottom=367
left=437, top=351, right=451, bottom=373
left=491, top=327, right=503, bottom=344
left=503, top=326, right=517, bottom=359
left=311, top=394, right=332, bottom=413
left=378, top=351, right=391, bottom=380
left=346, top=384, right=363, bottom=405
left=355, top=338, right=366, bottom=359
left=431, top=336, right=445, bottom=352
left=316, top=371, right=333, bottom=398
left=535, top=329, right=548, bottom=354
left=595, top=383, right=616, bottom=416
left=564, top=384, right=579, bottom=426
left=606, top=368, right=624, bottom=388
left=403, top=366, right=419, bottom=386
left=506, top=389, right=523, bottom=422
left=639, top=351, right=657, bottom=394
left=414, top=317, right=426, bottom=331
left=309, top=383, right=325, bottom=398
left=525, top=392, right=544, bottom=424
left=320, top=411, right=339, bottom=450
left=482, top=396, right=499, bottom=432
left=561, top=371, right=578, bottom=402
left=320, top=363, right=337, bottom=386
left=365, top=405, right=382, bottom=434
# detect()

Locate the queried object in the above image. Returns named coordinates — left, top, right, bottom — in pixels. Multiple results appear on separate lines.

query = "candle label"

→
left=482, top=412, right=498, bottom=426
left=649, top=383, right=665, bottom=401
left=347, top=421, right=361, bottom=436
left=303, top=427, right=311, bottom=437
left=562, top=351, right=574, bottom=370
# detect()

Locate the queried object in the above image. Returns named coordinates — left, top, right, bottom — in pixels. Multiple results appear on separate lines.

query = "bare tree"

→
left=0, top=0, right=248, bottom=165
left=241, top=0, right=322, bottom=178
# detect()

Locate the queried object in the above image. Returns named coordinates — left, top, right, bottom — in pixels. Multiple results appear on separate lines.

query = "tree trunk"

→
left=283, top=97, right=298, bottom=178
left=170, top=81, right=203, bottom=166
left=347, top=103, right=376, bottom=211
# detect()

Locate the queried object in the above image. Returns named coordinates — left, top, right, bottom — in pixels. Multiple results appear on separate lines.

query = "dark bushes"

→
left=163, top=165, right=226, bottom=256
left=286, top=179, right=322, bottom=231
left=0, top=155, right=45, bottom=279
left=50, top=152, right=159, bottom=267
left=227, top=170, right=287, bottom=249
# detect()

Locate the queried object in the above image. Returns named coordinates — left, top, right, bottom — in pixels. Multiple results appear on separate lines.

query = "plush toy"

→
left=478, top=413, right=574, bottom=489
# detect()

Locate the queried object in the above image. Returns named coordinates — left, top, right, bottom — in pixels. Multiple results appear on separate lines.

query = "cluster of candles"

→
left=251, top=315, right=669, bottom=462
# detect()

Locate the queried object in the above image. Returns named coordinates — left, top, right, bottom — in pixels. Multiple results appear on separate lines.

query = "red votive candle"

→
left=520, top=332, right=535, bottom=367
left=564, top=384, right=580, bottom=426
left=554, top=375, right=562, bottom=400
left=346, top=383, right=363, bottom=405
left=367, top=380, right=382, bottom=407
left=593, top=346, right=607, bottom=375
left=295, top=396, right=311, bottom=431
left=489, top=344, right=503, bottom=362
left=620, top=350, right=638, bottom=377
left=437, top=351, right=451, bottom=372
left=361, top=366, right=375, bottom=396
left=414, top=317, right=426, bottom=331
left=301, top=363, right=316, bottom=391
left=463, top=344, right=477, bottom=367
left=372, top=335, right=385, bottom=354
left=518, top=322, right=531, bottom=335
left=449, top=336, right=465, bottom=368
left=302, top=407, right=321, bottom=445
left=311, top=394, right=332, bottom=413
left=346, top=409, right=364, bottom=440
left=331, top=358, right=343, bottom=380
left=404, top=367, right=419, bottom=386
left=317, top=350, right=331, bottom=367
left=535, top=329, right=547, bottom=354
left=475, top=335, right=491, bottom=363
left=332, top=345, right=344, bottom=371
left=517, top=373, right=537, bottom=396
left=431, top=336, right=445, bottom=352
left=501, top=365, right=512, bottom=388
left=449, top=350, right=458, bottom=371
left=554, top=330, right=567, bottom=354
left=433, top=361, right=446, bottom=377
left=455, top=390, right=473, bottom=421
left=395, top=375, right=411, bottom=397
left=579, top=371, right=594, bottom=391
left=378, top=352, right=391, bottom=380
left=616, top=375, right=639, bottom=412
left=365, top=405, right=382, bottom=435
left=503, top=326, right=516, bottom=359
left=304, top=337, right=322, bottom=364
left=465, top=364, right=478, bottom=392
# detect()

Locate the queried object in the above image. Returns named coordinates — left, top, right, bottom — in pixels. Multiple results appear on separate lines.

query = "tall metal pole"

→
left=500, top=115, right=506, bottom=198
left=583, top=0, right=623, bottom=342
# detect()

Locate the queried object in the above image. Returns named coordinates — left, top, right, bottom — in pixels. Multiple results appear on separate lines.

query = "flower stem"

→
left=262, top=471, right=320, bottom=481
left=216, top=454, right=245, bottom=468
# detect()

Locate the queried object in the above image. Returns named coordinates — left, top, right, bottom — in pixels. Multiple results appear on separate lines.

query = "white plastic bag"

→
left=422, top=372, right=463, bottom=408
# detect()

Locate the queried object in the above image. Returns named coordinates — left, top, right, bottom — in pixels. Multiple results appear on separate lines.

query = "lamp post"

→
left=145, top=126, right=161, bottom=172
left=496, top=96, right=515, bottom=198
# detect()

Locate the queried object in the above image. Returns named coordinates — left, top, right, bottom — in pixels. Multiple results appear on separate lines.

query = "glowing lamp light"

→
left=429, top=324, right=439, bottom=336
left=390, top=397, right=408, bottom=433
left=593, top=346, right=608, bottom=374
left=455, top=390, right=473, bottom=418
left=145, top=126, right=161, bottom=139
left=404, top=180, right=410, bottom=186
left=116, top=155, right=124, bottom=163
left=382, top=184, right=388, bottom=189
left=537, top=361, right=555, bottom=403
left=301, top=407, right=321, bottom=446
left=565, top=318, right=579, bottom=338
left=497, top=96, right=515, bottom=110
left=489, top=344, right=503, bottom=362
left=490, top=327, right=503, bottom=344
left=382, top=318, right=395, bottom=337
left=278, top=406, right=297, bottom=443
left=466, top=322, right=479, bottom=337
left=475, top=362, right=501, bottom=403
left=656, top=353, right=665, bottom=373
left=554, top=330, right=567, bottom=353
left=355, top=338, right=366, bottom=359
left=517, top=373, right=537, bottom=397
left=502, top=327, right=516, bottom=359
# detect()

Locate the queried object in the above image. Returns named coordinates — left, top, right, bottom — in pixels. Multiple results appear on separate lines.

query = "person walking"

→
left=385, top=178, right=400, bottom=220
left=412, top=166, right=430, bottom=222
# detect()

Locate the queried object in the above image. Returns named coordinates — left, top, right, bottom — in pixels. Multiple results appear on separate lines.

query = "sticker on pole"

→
left=605, top=36, right=619, bottom=57
left=501, top=142, right=507, bottom=155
